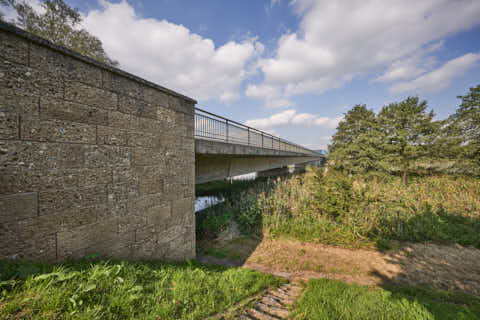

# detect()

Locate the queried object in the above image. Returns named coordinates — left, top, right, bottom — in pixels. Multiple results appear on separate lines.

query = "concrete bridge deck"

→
left=194, top=108, right=323, bottom=183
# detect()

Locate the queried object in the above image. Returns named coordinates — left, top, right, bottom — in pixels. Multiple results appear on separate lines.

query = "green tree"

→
left=377, top=97, right=439, bottom=184
left=450, top=85, right=480, bottom=167
left=328, top=104, right=381, bottom=175
left=9, top=0, right=118, bottom=66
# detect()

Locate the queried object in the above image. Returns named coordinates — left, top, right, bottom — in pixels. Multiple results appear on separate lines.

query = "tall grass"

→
left=197, top=168, right=480, bottom=249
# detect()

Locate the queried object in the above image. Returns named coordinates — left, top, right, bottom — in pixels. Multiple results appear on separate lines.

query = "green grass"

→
left=294, top=279, right=480, bottom=320
left=0, top=259, right=285, bottom=320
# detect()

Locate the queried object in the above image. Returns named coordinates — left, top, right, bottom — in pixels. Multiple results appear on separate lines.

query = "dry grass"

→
left=199, top=237, right=480, bottom=296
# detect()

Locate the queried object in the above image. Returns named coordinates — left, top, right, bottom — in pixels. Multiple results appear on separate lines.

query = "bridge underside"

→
left=195, top=139, right=322, bottom=184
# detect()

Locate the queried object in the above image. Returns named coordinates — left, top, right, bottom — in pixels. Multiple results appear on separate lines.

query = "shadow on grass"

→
left=195, top=201, right=264, bottom=266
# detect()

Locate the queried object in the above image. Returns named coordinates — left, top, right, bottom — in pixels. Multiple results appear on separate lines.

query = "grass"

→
left=0, top=259, right=285, bottom=320
left=294, top=279, right=480, bottom=320
left=197, top=168, right=480, bottom=250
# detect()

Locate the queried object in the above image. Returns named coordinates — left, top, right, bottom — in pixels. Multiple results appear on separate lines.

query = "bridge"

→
left=194, top=108, right=323, bottom=183
left=0, top=21, right=323, bottom=263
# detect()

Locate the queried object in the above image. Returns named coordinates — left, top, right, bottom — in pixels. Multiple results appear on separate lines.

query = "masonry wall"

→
left=0, top=23, right=196, bottom=261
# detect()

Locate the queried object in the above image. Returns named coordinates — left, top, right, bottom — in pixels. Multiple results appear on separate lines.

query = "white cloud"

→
left=82, top=0, right=262, bottom=102
left=249, top=0, right=480, bottom=105
left=245, top=109, right=342, bottom=129
left=390, top=53, right=480, bottom=93
left=1, top=0, right=45, bottom=21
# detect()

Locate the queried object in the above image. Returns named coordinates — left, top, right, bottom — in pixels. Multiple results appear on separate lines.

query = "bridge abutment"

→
left=0, top=23, right=196, bottom=262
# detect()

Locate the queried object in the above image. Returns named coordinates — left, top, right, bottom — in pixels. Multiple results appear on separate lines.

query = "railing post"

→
left=226, top=119, right=229, bottom=143
left=261, top=133, right=264, bottom=148
left=247, top=127, right=250, bottom=145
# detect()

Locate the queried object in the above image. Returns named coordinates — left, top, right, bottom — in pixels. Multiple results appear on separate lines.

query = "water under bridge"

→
left=194, top=108, right=323, bottom=183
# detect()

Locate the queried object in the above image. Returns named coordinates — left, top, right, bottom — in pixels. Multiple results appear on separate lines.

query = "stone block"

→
left=138, top=176, right=163, bottom=195
left=132, top=238, right=164, bottom=260
left=127, top=131, right=161, bottom=149
left=157, top=224, right=183, bottom=245
left=96, top=201, right=127, bottom=220
left=128, top=193, right=164, bottom=213
left=171, top=197, right=193, bottom=220
left=132, top=147, right=164, bottom=166
left=112, top=167, right=138, bottom=184
left=15, top=234, right=57, bottom=261
left=84, top=145, right=132, bottom=168
left=0, top=31, right=29, bottom=65
left=108, top=110, right=136, bottom=130
left=0, top=141, right=86, bottom=171
left=0, top=168, right=79, bottom=194
left=15, top=206, right=98, bottom=240
left=0, top=111, right=18, bottom=139
left=84, top=231, right=135, bottom=258
left=135, top=226, right=157, bottom=243
left=118, top=95, right=156, bottom=119
left=143, top=86, right=169, bottom=107
left=156, top=106, right=176, bottom=128
left=0, top=59, right=63, bottom=99
left=65, top=81, right=118, bottom=110
left=0, top=95, right=39, bottom=115
left=21, top=118, right=96, bottom=144
left=38, top=185, right=107, bottom=215
left=118, top=213, right=146, bottom=234
left=97, top=126, right=128, bottom=146
left=107, top=183, right=139, bottom=203
left=102, top=70, right=143, bottom=99
left=40, top=97, right=108, bottom=126
left=0, top=193, right=37, bottom=223
left=145, top=204, right=171, bottom=227
left=29, top=43, right=102, bottom=87
left=57, top=218, right=117, bottom=259
left=79, top=168, right=112, bottom=187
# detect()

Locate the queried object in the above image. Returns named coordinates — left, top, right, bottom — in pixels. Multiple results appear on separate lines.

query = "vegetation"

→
left=294, top=279, right=480, bottom=320
left=0, top=258, right=284, bottom=319
left=1, top=0, right=118, bottom=66
left=329, top=88, right=480, bottom=183
left=197, top=169, right=480, bottom=249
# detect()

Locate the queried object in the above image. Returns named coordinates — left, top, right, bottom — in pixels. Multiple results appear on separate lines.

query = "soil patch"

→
left=198, top=237, right=480, bottom=296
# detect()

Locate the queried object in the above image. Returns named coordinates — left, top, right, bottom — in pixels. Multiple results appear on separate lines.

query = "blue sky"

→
left=6, top=0, right=480, bottom=149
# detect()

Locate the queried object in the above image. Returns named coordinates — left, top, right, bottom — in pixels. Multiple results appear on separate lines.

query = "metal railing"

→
left=194, top=107, right=320, bottom=156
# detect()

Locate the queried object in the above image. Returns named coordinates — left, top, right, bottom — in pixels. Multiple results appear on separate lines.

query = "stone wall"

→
left=0, top=22, right=196, bottom=261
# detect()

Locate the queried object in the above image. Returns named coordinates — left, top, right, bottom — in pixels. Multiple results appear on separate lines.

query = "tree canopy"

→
left=377, top=97, right=439, bottom=184
left=325, top=95, right=478, bottom=184
left=2, top=0, right=118, bottom=66
left=328, top=104, right=381, bottom=175
left=448, top=85, right=480, bottom=165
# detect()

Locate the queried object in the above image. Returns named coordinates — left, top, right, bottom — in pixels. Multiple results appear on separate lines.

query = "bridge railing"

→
left=194, top=107, right=320, bottom=156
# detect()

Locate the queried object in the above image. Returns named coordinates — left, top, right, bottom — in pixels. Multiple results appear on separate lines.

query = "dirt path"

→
left=198, top=237, right=480, bottom=296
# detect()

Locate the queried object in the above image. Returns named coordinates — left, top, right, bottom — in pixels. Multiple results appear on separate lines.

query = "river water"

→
left=194, top=172, right=257, bottom=212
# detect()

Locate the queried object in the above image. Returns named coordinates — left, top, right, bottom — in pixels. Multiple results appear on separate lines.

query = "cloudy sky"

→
left=5, top=0, right=480, bottom=150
